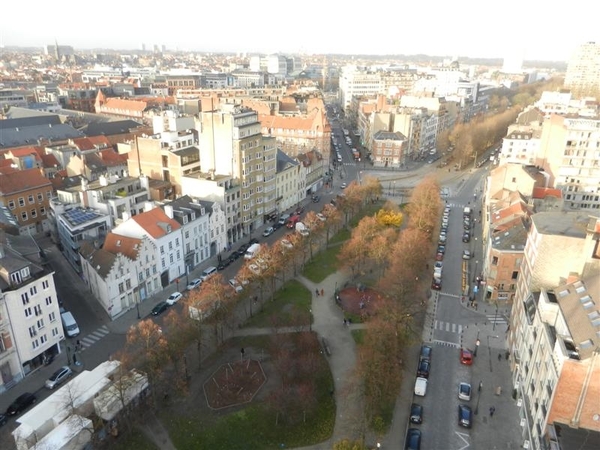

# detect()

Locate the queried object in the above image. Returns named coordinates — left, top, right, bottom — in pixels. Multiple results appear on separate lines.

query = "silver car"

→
left=45, top=366, right=73, bottom=389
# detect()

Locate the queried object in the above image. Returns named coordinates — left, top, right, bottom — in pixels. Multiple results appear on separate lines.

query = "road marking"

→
left=433, top=339, right=460, bottom=348
left=434, top=320, right=463, bottom=334
left=439, top=292, right=461, bottom=298
left=456, top=431, right=470, bottom=449
left=486, top=315, right=507, bottom=325
left=79, top=325, right=110, bottom=350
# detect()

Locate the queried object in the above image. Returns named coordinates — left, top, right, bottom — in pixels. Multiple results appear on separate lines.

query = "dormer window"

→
left=10, top=266, right=31, bottom=285
left=166, top=225, right=172, bottom=233
left=191, top=213, right=196, bottom=220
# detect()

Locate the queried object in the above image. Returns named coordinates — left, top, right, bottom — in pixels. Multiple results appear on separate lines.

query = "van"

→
left=61, top=310, right=80, bottom=338
left=244, top=243, right=261, bottom=260
left=200, top=266, right=217, bottom=281
left=414, top=377, right=428, bottom=397
left=278, top=214, right=290, bottom=226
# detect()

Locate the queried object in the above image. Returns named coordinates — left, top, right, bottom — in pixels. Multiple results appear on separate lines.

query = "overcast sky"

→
left=1, top=0, right=595, bottom=61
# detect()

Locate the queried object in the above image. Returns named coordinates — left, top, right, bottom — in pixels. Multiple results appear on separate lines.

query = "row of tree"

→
left=336, top=176, right=443, bottom=435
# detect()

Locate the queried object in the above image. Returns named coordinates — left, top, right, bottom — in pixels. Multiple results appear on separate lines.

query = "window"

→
left=24, top=307, right=32, bottom=318
left=37, top=193, right=43, bottom=202
left=118, top=283, right=124, bottom=294
left=30, top=286, right=37, bottom=296
left=18, top=197, right=25, bottom=207
left=8, top=200, right=15, bottom=210
left=492, top=256, right=498, bottom=265
left=28, top=195, right=34, bottom=204
left=31, top=209, right=37, bottom=218
left=52, top=327, right=59, bottom=337
left=21, top=211, right=28, bottom=221
left=32, top=339, right=39, bottom=349
left=40, top=335, right=47, bottom=344
left=42, top=280, right=49, bottom=289
left=511, top=271, right=519, bottom=280
left=37, top=318, right=45, bottom=330
left=125, top=279, right=131, bottom=289
left=29, top=326, right=37, bottom=338
left=34, top=305, right=42, bottom=316
left=49, top=312, right=56, bottom=322
left=169, top=241, right=173, bottom=250
left=169, top=254, right=174, bottom=264
left=21, top=292, right=29, bottom=305
left=45, top=296, right=52, bottom=306
left=40, top=206, right=46, bottom=215
left=160, top=246, right=165, bottom=255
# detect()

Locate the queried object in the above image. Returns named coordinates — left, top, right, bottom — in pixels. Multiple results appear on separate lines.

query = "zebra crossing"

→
left=433, top=339, right=460, bottom=348
left=434, top=320, right=463, bottom=334
left=443, top=203, right=463, bottom=208
left=487, top=314, right=508, bottom=326
left=78, top=325, right=110, bottom=351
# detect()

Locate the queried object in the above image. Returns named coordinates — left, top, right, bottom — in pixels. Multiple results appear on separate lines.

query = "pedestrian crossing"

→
left=433, top=339, right=460, bottom=348
left=434, top=320, right=463, bottom=334
left=487, top=314, right=508, bottom=326
left=78, top=325, right=110, bottom=351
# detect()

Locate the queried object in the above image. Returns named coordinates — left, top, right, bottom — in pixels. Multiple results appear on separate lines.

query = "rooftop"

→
left=61, top=207, right=107, bottom=228
left=532, top=211, right=592, bottom=239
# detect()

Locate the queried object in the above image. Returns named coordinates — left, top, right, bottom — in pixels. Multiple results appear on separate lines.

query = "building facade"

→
left=564, top=41, right=600, bottom=96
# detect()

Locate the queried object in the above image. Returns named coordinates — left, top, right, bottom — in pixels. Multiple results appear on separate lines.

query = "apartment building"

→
left=0, top=245, right=62, bottom=392
left=297, top=150, right=324, bottom=195
left=80, top=233, right=161, bottom=320
left=197, top=105, right=277, bottom=235
left=54, top=175, right=151, bottom=227
left=507, top=212, right=600, bottom=449
left=540, top=114, right=600, bottom=211
left=181, top=173, right=243, bottom=245
left=338, top=66, right=384, bottom=110
left=564, top=41, right=600, bottom=96
left=162, top=197, right=211, bottom=271
left=371, top=131, right=407, bottom=168
left=276, top=150, right=303, bottom=213
left=499, top=127, right=543, bottom=166
left=0, top=168, right=53, bottom=235
left=112, top=205, right=184, bottom=285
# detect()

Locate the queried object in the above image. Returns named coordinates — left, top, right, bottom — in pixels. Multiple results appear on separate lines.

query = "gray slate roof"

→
left=84, top=120, right=143, bottom=136
left=0, top=123, right=83, bottom=148
left=276, top=149, right=299, bottom=173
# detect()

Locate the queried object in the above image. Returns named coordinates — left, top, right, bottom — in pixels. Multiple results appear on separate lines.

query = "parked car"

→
left=262, top=226, right=275, bottom=237
left=460, top=348, right=473, bottom=365
left=295, top=206, right=305, bottom=215
left=6, top=392, right=36, bottom=416
left=405, top=428, right=422, bottom=450
left=414, top=377, right=428, bottom=397
left=462, top=250, right=472, bottom=260
left=316, top=213, right=326, bottom=221
left=45, top=366, right=73, bottom=389
left=435, top=252, right=444, bottom=261
left=166, top=292, right=183, bottom=306
left=341, top=182, right=347, bottom=189
left=151, top=301, right=169, bottom=316
left=458, top=404, right=473, bottom=428
left=462, top=232, right=471, bottom=243
left=419, top=345, right=432, bottom=362
left=458, top=382, right=472, bottom=401
left=217, top=259, right=232, bottom=271
left=312, top=195, right=320, bottom=203
left=186, top=278, right=202, bottom=291
left=228, top=279, right=243, bottom=293
left=410, top=403, right=423, bottom=424
left=437, top=245, right=446, bottom=254
left=431, top=278, right=442, bottom=290
left=417, top=359, right=430, bottom=378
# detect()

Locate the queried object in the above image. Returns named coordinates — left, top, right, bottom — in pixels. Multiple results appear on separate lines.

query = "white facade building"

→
left=0, top=245, right=62, bottom=391
left=112, top=205, right=184, bottom=284
left=276, top=149, right=303, bottom=213
left=80, top=234, right=161, bottom=320
left=338, top=66, right=384, bottom=110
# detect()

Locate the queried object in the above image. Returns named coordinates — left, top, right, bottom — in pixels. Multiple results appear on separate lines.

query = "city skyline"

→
left=1, top=0, right=597, bottom=62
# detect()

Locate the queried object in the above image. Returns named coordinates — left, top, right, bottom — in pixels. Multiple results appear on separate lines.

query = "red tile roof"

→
left=0, top=168, right=51, bottom=195
left=132, top=207, right=181, bottom=239
left=6, top=146, right=44, bottom=158
left=532, top=187, right=562, bottom=199
left=72, top=136, right=112, bottom=150
left=103, top=232, right=143, bottom=260
left=103, top=98, right=148, bottom=112
left=98, top=149, right=128, bottom=164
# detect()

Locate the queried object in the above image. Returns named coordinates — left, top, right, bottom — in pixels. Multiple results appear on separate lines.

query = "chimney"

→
left=566, top=273, right=580, bottom=285
left=164, top=204, right=174, bottom=219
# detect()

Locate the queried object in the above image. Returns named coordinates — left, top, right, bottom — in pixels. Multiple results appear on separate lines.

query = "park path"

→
left=138, top=411, right=177, bottom=450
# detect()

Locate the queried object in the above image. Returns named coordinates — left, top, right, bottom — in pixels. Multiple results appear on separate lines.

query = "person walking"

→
left=321, top=288, right=324, bottom=296
left=315, top=288, right=320, bottom=296
left=489, top=406, right=496, bottom=417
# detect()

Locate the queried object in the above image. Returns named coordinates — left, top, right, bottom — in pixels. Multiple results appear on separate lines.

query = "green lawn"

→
left=351, top=329, right=366, bottom=345
left=162, top=336, right=335, bottom=450
left=303, top=244, right=342, bottom=283
left=243, top=279, right=312, bottom=328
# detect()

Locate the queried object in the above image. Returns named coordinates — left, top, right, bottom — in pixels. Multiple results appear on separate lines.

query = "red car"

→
left=431, top=278, right=442, bottom=290
left=460, top=348, right=473, bottom=365
left=435, top=252, right=444, bottom=261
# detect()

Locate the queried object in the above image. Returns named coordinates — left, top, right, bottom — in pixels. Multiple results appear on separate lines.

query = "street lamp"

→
left=493, top=302, right=499, bottom=331
left=66, top=345, right=72, bottom=365
left=473, top=260, right=479, bottom=282
left=474, top=338, right=481, bottom=357
left=309, top=308, right=312, bottom=332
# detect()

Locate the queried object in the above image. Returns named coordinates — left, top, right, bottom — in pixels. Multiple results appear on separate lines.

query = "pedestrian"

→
left=498, top=353, right=502, bottom=361
left=321, top=288, right=324, bottom=296
left=489, top=406, right=495, bottom=417
left=343, top=318, right=347, bottom=326
left=315, top=288, right=319, bottom=296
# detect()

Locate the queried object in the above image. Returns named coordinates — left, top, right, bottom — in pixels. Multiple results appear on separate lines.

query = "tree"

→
left=321, top=203, right=343, bottom=243
left=361, top=175, right=382, bottom=203
left=375, top=208, right=403, bottom=227
left=405, top=176, right=442, bottom=237
left=338, top=216, right=383, bottom=276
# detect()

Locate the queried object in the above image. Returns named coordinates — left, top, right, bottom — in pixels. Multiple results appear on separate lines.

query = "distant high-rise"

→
left=141, top=43, right=146, bottom=51
left=564, top=42, right=600, bottom=96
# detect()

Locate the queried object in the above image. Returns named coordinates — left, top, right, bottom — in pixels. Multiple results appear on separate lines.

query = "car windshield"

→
left=50, top=370, right=62, bottom=380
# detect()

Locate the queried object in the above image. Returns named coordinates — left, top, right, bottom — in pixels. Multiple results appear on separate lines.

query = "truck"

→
left=286, top=214, right=300, bottom=229
left=463, top=206, right=472, bottom=218
left=352, top=149, right=360, bottom=161
left=244, top=243, right=261, bottom=260
left=414, top=377, right=428, bottom=396
left=60, top=310, right=80, bottom=337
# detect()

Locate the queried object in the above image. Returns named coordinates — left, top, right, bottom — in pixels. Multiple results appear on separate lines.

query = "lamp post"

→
left=66, top=345, right=71, bottom=365
left=474, top=338, right=481, bottom=357
left=473, top=260, right=479, bottom=282
left=136, top=297, right=141, bottom=319
left=393, top=181, right=396, bottom=197
left=309, top=308, right=312, bottom=332
left=493, top=302, right=499, bottom=331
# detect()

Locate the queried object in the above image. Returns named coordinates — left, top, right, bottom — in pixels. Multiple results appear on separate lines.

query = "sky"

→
left=1, top=0, right=596, bottom=61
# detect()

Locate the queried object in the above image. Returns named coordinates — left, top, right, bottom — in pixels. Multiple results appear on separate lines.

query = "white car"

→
left=166, top=292, right=183, bottom=305
left=462, top=250, right=472, bottom=260
left=262, top=226, right=275, bottom=237
left=45, top=366, right=73, bottom=389
left=186, top=278, right=202, bottom=291
left=280, top=239, right=294, bottom=249
left=458, top=382, right=471, bottom=401
left=316, top=213, right=326, bottom=221
left=228, top=279, right=243, bottom=293
left=341, top=182, right=347, bottom=189
left=248, top=264, right=261, bottom=275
